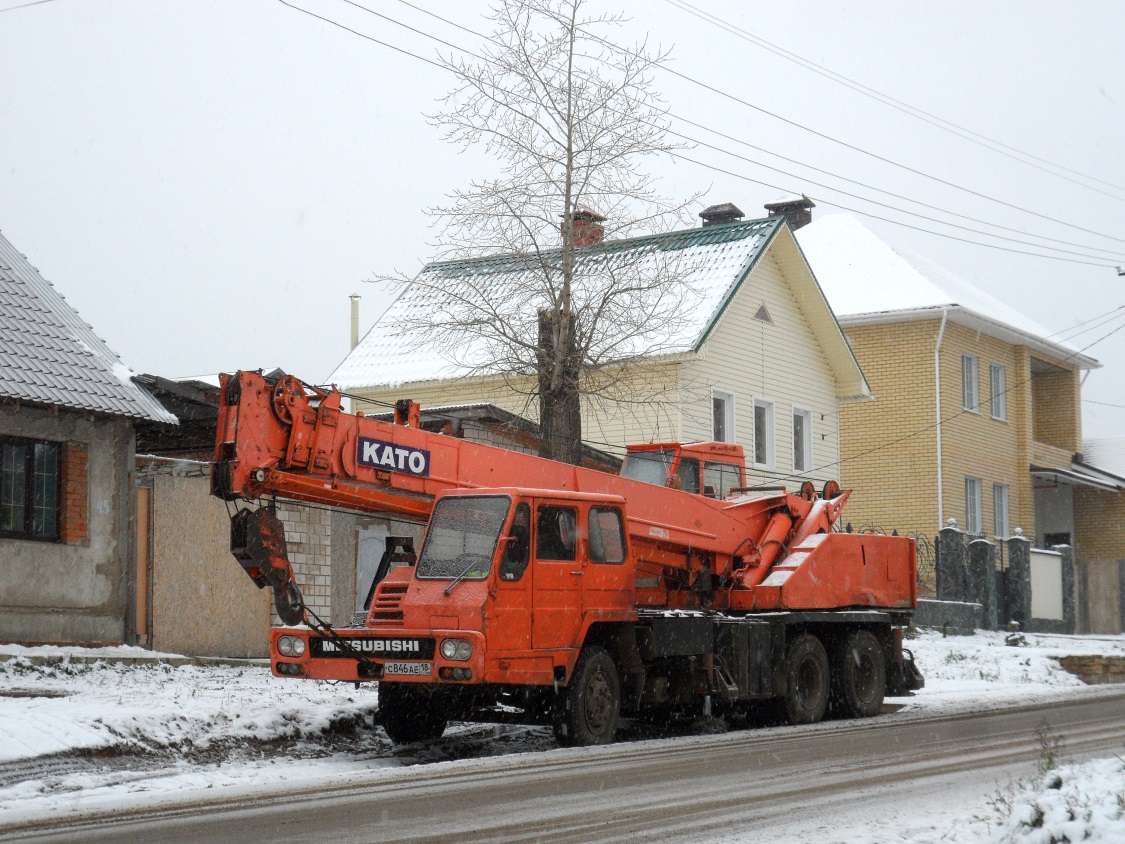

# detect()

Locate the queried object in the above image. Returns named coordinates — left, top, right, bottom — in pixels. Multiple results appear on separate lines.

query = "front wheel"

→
left=783, top=634, right=829, bottom=725
left=378, top=682, right=448, bottom=744
left=552, top=646, right=620, bottom=747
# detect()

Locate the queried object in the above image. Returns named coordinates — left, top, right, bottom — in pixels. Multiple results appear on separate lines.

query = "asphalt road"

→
left=5, top=687, right=1125, bottom=844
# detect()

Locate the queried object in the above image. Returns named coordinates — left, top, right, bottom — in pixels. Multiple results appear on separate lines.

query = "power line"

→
left=0, top=0, right=58, bottom=11
left=388, top=0, right=1125, bottom=260
left=317, top=1, right=1124, bottom=267
left=670, top=151, right=1116, bottom=268
left=662, top=0, right=1125, bottom=200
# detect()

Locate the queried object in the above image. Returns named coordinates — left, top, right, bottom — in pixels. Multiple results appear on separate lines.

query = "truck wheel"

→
left=552, top=646, right=620, bottom=747
left=784, top=634, right=829, bottom=725
left=378, top=682, right=448, bottom=744
left=833, top=630, right=885, bottom=718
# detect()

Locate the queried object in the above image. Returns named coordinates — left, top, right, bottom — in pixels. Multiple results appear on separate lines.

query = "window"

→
left=416, top=495, right=510, bottom=579
left=965, top=477, right=982, bottom=536
left=990, top=364, right=1007, bottom=421
left=792, top=407, right=813, bottom=473
left=0, top=437, right=60, bottom=541
left=536, top=506, right=577, bottom=561
left=753, top=398, right=774, bottom=468
left=620, top=449, right=675, bottom=486
left=674, top=457, right=700, bottom=494
left=993, top=483, right=1009, bottom=539
left=962, top=354, right=979, bottom=412
left=703, top=461, right=741, bottom=499
left=499, top=503, right=531, bottom=581
left=588, top=507, right=626, bottom=564
left=711, top=389, right=735, bottom=443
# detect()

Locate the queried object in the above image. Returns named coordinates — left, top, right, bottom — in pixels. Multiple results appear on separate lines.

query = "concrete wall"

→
left=147, top=469, right=270, bottom=658
left=0, top=404, right=134, bottom=644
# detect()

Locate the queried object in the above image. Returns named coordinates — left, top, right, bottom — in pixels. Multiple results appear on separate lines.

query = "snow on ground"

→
left=0, top=629, right=1123, bottom=838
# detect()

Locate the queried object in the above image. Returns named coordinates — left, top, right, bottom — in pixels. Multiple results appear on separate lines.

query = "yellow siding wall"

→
left=938, top=323, right=1032, bottom=538
left=683, top=251, right=841, bottom=488
left=1032, top=365, right=1081, bottom=451
left=837, top=320, right=939, bottom=537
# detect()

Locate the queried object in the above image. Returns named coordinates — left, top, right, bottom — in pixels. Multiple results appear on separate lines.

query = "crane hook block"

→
left=230, top=508, right=306, bottom=625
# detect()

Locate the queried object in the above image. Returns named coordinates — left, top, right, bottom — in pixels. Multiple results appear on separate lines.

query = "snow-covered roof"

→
left=333, top=218, right=793, bottom=390
left=795, top=214, right=1099, bottom=370
left=0, top=230, right=176, bottom=423
left=1081, top=437, right=1125, bottom=480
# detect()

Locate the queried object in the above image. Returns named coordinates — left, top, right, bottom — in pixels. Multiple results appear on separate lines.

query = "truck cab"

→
left=619, top=441, right=746, bottom=498
left=269, top=488, right=635, bottom=713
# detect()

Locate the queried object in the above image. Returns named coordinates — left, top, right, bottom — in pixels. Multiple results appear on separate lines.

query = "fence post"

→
left=1006, top=529, right=1032, bottom=627
left=968, top=538, right=998, bottom=631
left=936, top=520, right=967, bottom=601
left=1052, top=544, right=1077, bottom=635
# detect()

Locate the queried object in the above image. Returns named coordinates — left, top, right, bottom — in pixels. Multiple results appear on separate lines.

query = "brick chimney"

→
left=699, top=203, right=744, bottom=227
left=561, top=207, right=607, bottom=246
left=763, top=194, right=815, bottom=231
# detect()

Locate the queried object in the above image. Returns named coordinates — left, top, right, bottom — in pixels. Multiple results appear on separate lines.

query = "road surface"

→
left=4, top=687, right=1124, bottom=843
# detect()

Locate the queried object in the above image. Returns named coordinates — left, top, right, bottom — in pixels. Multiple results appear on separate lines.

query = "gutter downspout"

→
left=935, top=309, right=949, bottom=530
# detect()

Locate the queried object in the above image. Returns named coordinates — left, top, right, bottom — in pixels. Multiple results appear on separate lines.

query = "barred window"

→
left=1, top=437, right=60, bottom=541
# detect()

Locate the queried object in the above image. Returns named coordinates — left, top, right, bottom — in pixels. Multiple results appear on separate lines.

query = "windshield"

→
left=620, top=449, right=675, bottom=486
left=416, top=495, right=510, bottom=580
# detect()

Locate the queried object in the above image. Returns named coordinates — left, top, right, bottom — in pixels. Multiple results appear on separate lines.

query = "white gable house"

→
left=332, top=206, right=870, bottom=488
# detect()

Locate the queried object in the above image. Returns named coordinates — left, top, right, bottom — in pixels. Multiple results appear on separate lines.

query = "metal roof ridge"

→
left=419, top=216, right=781, bottom=272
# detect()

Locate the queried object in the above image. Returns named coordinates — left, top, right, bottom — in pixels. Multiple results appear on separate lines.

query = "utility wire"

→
left=0, top=0, right=58, bottom=12
left=388, top=0, right=1125, bottom=261
left=312, top=0, right=1124, bottom=266
left=663, top=0, right=1125, bottom=199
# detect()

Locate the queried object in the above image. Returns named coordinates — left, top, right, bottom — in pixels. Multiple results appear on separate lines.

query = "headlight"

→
left=277, top=636, right=306, bottom=657
left=440, top=638, right=472, bottom=661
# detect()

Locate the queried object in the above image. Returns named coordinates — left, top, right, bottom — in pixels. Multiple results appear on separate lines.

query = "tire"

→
left=832, top=630, right=885, bottom=719
left=552, top=646, right=620, bottom=747
left=783, top=634, right=829, bottom=725
left=378, top=682, right=448, bottom=744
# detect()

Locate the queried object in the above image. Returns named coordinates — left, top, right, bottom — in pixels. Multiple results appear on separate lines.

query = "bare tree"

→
left=396, top=0, right=698, bottom=464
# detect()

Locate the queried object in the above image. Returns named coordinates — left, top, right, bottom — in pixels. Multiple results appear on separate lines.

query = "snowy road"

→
left=5, top=686, right=1123, bottom=844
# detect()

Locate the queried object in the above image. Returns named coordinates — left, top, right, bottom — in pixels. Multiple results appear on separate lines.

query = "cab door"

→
left=485, top=502, right=532, bottom=653
left=531, top=503, right=583, bottom=650
left=580, top=505, right=633, bottom=616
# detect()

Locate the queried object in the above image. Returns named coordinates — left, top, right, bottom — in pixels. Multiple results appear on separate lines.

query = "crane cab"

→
left=619, top=442, right=746, bottom=498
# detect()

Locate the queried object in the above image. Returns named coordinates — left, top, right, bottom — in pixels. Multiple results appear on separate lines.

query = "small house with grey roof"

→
left=331, top=204, right=871, bottom=493
left=0, top=229, right=175, bottom=645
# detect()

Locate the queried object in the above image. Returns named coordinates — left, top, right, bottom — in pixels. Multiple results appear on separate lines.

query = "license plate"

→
left=384, top=662, right=432, bottom=676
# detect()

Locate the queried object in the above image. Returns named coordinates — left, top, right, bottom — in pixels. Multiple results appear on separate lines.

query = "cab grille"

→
left=367, top=582, right=408, bottom=628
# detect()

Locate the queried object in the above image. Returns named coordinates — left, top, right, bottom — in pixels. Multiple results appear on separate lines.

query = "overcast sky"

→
left=1, top=0, right=1123, bottom=437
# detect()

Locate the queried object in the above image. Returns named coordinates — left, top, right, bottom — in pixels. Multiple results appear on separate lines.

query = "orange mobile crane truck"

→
left=213, top=371, right=922, bottom=746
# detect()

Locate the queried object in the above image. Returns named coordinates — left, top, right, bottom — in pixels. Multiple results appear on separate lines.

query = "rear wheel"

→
left=783, top=634, right=829, bottom=725
left=379, top=682, right=448, bottom=743
left=552, top=646, right=620, bottom=746
left=832, top=630, right=885, bottom=718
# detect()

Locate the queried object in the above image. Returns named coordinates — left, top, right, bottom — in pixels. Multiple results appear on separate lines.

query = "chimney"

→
left=763, top=194, right=815, bottom=231
left=349, top=293, right=361, bottom=350
left=699, top=203, right=744, bottom=227
left=561, top=207, right=607, bottom=246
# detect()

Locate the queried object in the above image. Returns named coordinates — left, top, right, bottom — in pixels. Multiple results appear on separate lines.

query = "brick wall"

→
left=59, top=442, right=88, bottom=544
left=1031, top=365, right=1081, bottom=451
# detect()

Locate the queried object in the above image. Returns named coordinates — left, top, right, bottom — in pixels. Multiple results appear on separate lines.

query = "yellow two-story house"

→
left=796, top=210, right=1120, bottom=625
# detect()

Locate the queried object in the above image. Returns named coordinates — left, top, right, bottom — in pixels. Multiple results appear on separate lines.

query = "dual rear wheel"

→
left=783, top=629, right=886, bottom=725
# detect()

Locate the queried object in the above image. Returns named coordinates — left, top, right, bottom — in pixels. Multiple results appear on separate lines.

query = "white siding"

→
left=680, top=252, right=841, bottom=486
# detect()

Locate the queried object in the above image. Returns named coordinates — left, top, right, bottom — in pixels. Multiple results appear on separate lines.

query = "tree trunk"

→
left=538, top=309, right=582, bottom=465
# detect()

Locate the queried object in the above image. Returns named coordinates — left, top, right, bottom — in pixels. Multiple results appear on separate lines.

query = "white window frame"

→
left=965, top=477, right=982, bottom=536
left=989, top=363, right=1007, bottom=421
left=710, top=388, right=736, bottom=443
left=962, top=354, right=979, bottom=413
left=792, top=406, right=813, bottom=474
left=993, top=482, right=1010, bottom=539
left=753, top=397, right=775, bottom=470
